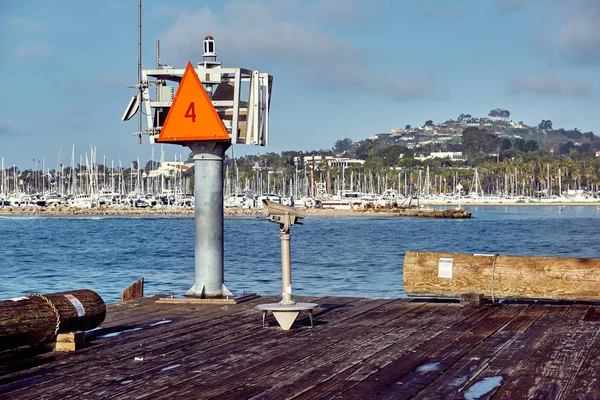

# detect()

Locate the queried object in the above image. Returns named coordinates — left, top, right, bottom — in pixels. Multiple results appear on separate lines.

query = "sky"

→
left=1, top=0, right=599, bottom=169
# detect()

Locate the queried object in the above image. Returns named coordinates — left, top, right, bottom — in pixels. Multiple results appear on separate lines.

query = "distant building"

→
left=148, top=161, right=191, bottom=178
left=414, top=152, right=466, bottom=161
left=509, top=121, right=524, bottom=129
left=294, top=155, right=365, bottom=168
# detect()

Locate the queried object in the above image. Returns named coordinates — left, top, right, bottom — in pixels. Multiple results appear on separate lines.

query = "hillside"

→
left=357, top=113, right=599, bottom=161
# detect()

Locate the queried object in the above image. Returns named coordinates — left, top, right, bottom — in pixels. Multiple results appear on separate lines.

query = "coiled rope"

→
left=28, top=293, right=61, bottom=341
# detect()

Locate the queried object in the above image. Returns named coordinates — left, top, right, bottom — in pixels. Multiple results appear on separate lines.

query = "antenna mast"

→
left=137, top=0, right=142, bottom=144
left=156, top=39, right=161, bottom=69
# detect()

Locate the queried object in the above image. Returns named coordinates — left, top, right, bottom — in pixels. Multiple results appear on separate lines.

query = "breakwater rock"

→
left=0, top=206, right=471, bottom=218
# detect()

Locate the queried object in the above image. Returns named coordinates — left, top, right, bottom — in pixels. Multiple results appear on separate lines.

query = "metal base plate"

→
left=155, top=293, right=260, bottom=305
left=257, top=302, right=318, bottom=330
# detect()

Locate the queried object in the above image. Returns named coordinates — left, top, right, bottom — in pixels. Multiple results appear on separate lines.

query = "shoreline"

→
left=0, top=200, right=597, bottom=218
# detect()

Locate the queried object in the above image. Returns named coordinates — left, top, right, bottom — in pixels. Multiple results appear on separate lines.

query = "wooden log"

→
left=121, top=278, right=144, bottom=302
left=0, top=289, right=106, bottom=351
left=403, top=251, right=600, bottom=302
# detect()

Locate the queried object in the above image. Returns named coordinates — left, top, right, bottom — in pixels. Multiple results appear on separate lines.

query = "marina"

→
left=2, top=205, right=600, bottom=304
left=2, top=295, right=600, bottom=399
left=2, top=1, right=600, bottom=398
left=2, top=205, right=600, bottom=398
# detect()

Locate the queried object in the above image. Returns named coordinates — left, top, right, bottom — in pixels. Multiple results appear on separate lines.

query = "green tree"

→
left=538, top=120, right=553, bottom=130
left=333, top=138, right=353, bottom=154
left=514, top=138, right=527, bottom=152
left=461, top=127, right=500, bottom=161
left=525, top=140, right=539, bottom=152
left=374, top=144, right=403, bottom=167
left=354, top=139, right=377, bottom=159
left=559, top=141, right=575, bottom=155
left=488, top=109, right=510, bottom=119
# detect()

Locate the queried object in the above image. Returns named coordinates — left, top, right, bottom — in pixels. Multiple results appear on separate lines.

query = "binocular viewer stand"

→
left=257, top=200, right=317, bottom=330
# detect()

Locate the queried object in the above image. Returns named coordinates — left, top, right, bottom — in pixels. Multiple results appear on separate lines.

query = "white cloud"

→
left=14, top=41, right=51, bottom=59
left=0, top=121, right=22, bottom=136
left=418, top=4, right=463, bottom=19
left=159, top=0, right=434, bottom=101
left=509, top=74, right=592, bottom=96
left=553, top=0, right=600, bottom=64
left=4, top=16, right=43, bottom=33
left=502, top=1, right=600, bottom=65
left=496, top=0, right=533, bottom=11
left=312, top=0, right=363, bottom=23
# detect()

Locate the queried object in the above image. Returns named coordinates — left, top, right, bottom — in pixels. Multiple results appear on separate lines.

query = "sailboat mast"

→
left=1, top=157, right=4, bottom=199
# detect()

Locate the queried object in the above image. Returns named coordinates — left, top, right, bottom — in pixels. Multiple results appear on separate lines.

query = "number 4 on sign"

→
left=156, top=61, right=229, bottom=143
left=185, top=102, right=196, bottom=123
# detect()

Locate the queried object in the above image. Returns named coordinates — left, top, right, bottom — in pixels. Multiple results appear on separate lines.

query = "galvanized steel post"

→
left=186, top=141, right=232, bottom=298
left=280, top=231, right=294, bottom=304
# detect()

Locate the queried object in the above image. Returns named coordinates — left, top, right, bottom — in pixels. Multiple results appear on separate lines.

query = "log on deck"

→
left=1, top=296, right=600, bottom=399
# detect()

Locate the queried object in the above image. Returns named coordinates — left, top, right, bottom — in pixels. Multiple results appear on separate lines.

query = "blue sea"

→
left=1, top=205, right=599, bottom=304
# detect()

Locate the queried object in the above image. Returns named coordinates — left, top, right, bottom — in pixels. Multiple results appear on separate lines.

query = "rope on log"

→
left=0, top=289, right=106, bottom=351
left=26, top=293, right=61, bottom=342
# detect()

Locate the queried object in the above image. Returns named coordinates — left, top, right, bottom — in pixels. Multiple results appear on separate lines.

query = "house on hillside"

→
left=414, top=152, right=466, bottom=161
left=148, top=161, right=191, bottom=178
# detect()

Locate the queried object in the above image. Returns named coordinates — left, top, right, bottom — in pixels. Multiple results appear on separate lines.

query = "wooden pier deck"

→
left=1, top=295, right=600, bottom=399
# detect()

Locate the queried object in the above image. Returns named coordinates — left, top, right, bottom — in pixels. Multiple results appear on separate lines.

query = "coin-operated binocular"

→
left=257, top=200, right=317, bottom=330
left=263, top=200, right=305, bottom=233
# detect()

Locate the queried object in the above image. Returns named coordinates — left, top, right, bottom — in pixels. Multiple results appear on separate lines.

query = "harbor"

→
left=1, top=205, right=599, bottom=304
left=1, top=294, right=600, bottom=399
left=2, top=206, right=600, bottom=399
left=3, top=1, right=600, bottom=398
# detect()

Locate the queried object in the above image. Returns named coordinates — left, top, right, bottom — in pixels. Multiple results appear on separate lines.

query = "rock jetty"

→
left=0, top=206, right=471, bottom=218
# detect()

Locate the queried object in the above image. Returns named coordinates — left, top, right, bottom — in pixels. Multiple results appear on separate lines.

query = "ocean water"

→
left=1, top=205, right=599, bottom=304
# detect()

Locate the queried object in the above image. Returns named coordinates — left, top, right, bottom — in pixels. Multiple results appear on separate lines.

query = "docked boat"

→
left=224, top=193, right=253, bottom=208
left=68, top=194, right=95, bottom=208
left=320, top=192, right=364, bottom=210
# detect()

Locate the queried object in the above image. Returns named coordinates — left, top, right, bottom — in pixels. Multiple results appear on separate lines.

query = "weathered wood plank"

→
left=18, top=296, right=351, bottom=399
left=120, top=278, right=144, bottom=302
left=110, top=298, right=423, bottom=400
left=219, top=302, right=458, bottom=399
left=4, top=295, right=334, bottom=399
left=1, top=298, right=599, bottom=400
left=0, top=295, right=289, bottom=397
left=410, top=304, right=546, bottom=400
left=545, top=308, right=600, bottom=399
left=348, top=304, right=524, bottom=399
left=491, top=305, right=591, bottom=399
left=443, top=304, right=568, bottom=400
left=295, top=304, right=502, bottom=399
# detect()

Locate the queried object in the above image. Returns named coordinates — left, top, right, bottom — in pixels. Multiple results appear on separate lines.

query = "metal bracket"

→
left=257, top=303, right=317, bottom=330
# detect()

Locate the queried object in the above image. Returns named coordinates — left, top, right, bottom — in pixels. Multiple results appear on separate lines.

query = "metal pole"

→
left=186, top=141, right=232, bottom=298
left=280, top=230, right=294, bottom=304
left=137, top=0, right=142, bottom=144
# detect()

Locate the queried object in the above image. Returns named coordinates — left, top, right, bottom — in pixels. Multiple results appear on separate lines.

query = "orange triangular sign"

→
left=157, top=62, right=230, bottom=143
